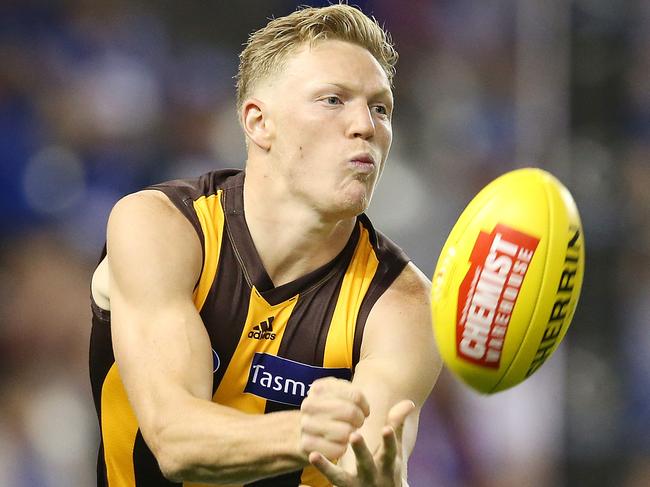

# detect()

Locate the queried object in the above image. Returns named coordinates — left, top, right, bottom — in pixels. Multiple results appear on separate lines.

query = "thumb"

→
left=387, top=399, right=416, bottom=441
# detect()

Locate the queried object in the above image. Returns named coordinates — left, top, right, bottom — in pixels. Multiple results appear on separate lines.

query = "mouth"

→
left=349, top=153, right=376, bottom=173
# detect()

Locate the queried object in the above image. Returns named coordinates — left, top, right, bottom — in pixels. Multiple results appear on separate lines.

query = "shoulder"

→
left=370, top=262, right=431, bottom=322
left=109, top=168, right=243, bottom=238
left=356, top=215, right=430, bottom=338
left=356, top=216, right=411, bottom=303
left=361, top=261, right=434, bottom=352
left=357, top=261, right=440, bottom=402
left=107, top=190, right=203, bottom=296
left=109, top=189, right=190, bottom=235
left=146, top=168, right=244, bottom=202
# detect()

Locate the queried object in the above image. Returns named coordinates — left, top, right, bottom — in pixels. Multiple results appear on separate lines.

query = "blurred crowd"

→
left=0, top=1, right=647, bottom=486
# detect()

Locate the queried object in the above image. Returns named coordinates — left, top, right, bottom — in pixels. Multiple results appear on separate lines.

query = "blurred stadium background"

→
left=0, top=0, right=648, bottom=486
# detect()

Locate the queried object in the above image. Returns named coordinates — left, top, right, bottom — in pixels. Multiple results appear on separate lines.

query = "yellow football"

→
left=431, top=168, right=585, bottom=394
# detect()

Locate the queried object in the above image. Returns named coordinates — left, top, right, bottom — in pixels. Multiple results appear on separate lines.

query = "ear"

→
left=241, top=98, right=272, bottom=151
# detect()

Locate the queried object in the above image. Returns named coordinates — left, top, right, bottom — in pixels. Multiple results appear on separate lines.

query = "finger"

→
left=302, top=398, right=366, bottom=428
left=387, top=399, right=416, bottom=441
left=299, top=434, right=347, bottom=462
left=380, top=426, right=398, bottom=476
left=301, top=416, right=355, bottom=443
left=350, top=431, right=376, bottom=480
left=309, top=378, right=370, bottom=418
left=350, top=389, right=371, bottom=418
left=309, top=451, right=351, bottom=487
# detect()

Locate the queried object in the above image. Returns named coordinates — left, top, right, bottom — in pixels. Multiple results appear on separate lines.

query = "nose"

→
left=346, top=103, right=375, bottom=140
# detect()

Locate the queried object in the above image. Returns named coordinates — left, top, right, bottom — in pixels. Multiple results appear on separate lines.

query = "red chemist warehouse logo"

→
left=456, top=224, right=539, bottom=368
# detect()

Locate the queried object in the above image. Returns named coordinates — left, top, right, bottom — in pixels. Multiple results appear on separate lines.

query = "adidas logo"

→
left=248, top=317, right=276, bottom=340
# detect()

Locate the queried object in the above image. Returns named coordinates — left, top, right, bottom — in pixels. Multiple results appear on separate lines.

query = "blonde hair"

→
left=236, top=3, right=398, bottom=111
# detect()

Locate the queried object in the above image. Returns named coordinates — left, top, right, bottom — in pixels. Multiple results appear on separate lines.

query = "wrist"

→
left=281, top=410, right=311, bottom=466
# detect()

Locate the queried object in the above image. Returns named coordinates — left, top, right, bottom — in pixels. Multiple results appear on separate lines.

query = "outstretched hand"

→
left=299, top=377, right=371, bottom=462
left=308, top=399, right=415, bottom=487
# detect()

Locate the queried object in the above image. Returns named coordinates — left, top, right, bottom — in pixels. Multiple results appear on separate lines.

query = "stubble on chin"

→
left=339, top=183, right=373, bottom=217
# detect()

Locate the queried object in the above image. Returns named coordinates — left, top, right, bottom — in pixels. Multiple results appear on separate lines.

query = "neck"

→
left=243, top=166, right=357, bottom=287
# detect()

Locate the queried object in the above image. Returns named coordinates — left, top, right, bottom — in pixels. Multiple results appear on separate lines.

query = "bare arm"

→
left=309, top=263, right=442, bottom=486
left=108, top=191, right=363, bottom=483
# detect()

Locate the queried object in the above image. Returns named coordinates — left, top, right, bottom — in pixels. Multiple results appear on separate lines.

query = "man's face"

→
left=257, top=39, right=393, bottom=219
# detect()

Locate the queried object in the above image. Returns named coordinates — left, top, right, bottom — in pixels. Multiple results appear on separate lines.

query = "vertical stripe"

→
left=101, top=364, right=139, bottom=487
left=322, top=224, right=379, bottom=370
left=90, top=311, right=115, bottom=420
left=201, top=239, right=252, bottom=396
left=187, top=289, right=299, bottom=487
left=133, top=431, right=178, bottom=486
left=300, top=225, right=379, bottom=487
left=248, top=274, right=352, bottom=487
left=213, top=287, right=298, bottom=412
left=97, top=442, right=107, bottom=487
left=183, top=192, right=239, bottom=487
left=192, top=191, right=225, bottom=311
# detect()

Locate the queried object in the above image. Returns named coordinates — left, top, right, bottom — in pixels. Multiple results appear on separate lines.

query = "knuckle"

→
left=301, top=397, right=316, bottom=413
left=308, top=380, right=322, bottom=394
left=299, top=436, right=312, bottom=452
left=313, top=376, right=332, bottom=387
left=330, top=423, right=352, bottom=442
left=330, top=444, right=347, bottom=461
left=349, top=387, right=368, bottom=410
left=301, top=435, right=321, bottom=454
left=339, top=404, right=361, bottom=427
left=343, top=404, right=361, bottom=424
left=348, top=388, right=362, bottom=404
left=342, top=423, right=354, bottom=439
left=310, top=377, right=336, bottom=396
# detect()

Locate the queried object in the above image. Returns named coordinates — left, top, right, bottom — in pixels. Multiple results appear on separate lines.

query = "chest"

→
left=198, top=242, right=361, bottom=411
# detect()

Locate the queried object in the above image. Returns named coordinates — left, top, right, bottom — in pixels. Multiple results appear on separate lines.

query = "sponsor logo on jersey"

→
left=244, top=353, right=352, bottom=406
left=456, top=224, right=539, bottom=368
left=248, top=317, right=276, bottom=340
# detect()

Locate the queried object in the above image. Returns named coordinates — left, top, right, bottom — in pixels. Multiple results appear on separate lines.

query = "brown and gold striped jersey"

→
left=89, top=169, right=409, bottom=487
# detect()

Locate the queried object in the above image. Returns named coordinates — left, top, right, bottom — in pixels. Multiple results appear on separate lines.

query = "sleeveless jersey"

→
left=89, top=169, right=409, bottom=487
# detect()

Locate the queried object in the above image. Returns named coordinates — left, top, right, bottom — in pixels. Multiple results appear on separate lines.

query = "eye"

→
left=324, top=96, right=342, bottom=105
left=372, top=105, right=390, bottom=117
